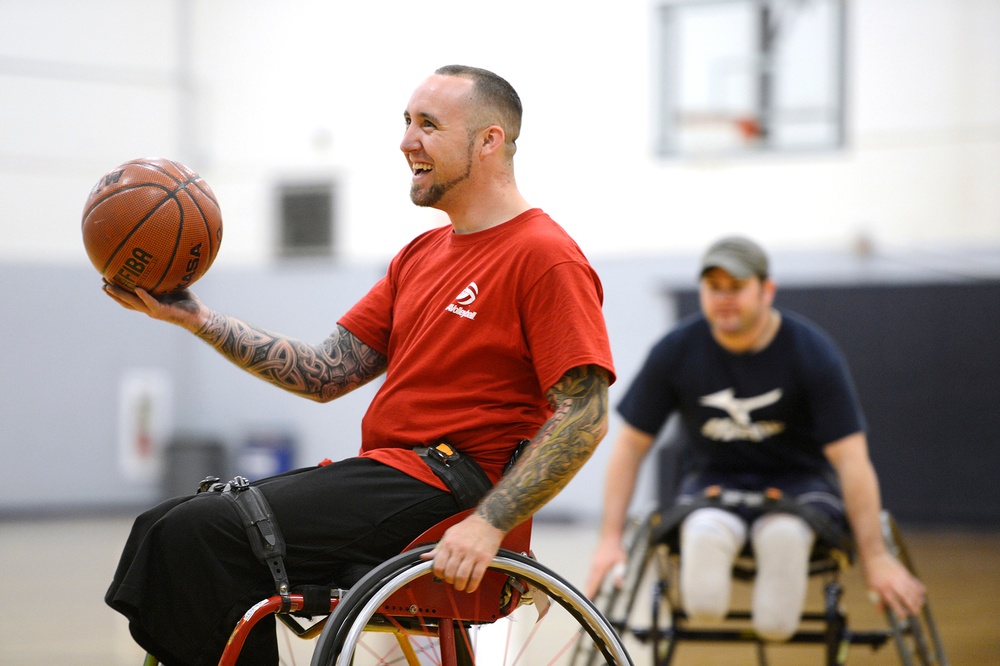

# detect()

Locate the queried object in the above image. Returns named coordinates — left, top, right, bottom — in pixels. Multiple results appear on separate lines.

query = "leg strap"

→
left=200, top=475, right=292, bottom=610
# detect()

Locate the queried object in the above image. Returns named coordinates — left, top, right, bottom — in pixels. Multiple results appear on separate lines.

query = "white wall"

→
left=1, top=0, right=998, bottom=268
left=2, top=0, right=999, bottom=518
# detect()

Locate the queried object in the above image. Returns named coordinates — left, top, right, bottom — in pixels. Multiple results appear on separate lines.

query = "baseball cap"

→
left=700, top=236, right=769, bottom=280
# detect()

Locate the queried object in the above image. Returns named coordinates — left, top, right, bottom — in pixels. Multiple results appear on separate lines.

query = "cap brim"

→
left=700, top=255, right=755, bottom=280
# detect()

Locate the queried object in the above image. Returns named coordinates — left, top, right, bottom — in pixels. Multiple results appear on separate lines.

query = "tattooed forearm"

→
left=477, top=365, right=610, bottom=532
left=196, top=315, right=387, bottom=401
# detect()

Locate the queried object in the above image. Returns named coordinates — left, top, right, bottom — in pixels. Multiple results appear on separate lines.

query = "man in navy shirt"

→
left=585, top=236, right=925, bottom=641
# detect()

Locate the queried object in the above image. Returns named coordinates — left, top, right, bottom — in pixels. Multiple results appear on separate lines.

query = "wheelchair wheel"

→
left=571, top=512, right=659, bottom=666
left=880, top=512, right=950, bottom=666
left=310, top=545, right=633, bottom=666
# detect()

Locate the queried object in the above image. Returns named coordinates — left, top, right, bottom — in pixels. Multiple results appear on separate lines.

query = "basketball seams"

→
left=185, top=181, right=221, bottom=264
left=96, top=190, right=179, bottom=275
left=131, top=158, right=186, bottom=186
left=83, top=157, right=222, bottom=294
left=83, top=182, right=175, bottom=219
left=188, top=176, right=220, bottom=206
left=148, top=190, right=188, bottom=293
left=89, top=180, right=199, bottom=276
left=147, top=183, right=218, bottom=292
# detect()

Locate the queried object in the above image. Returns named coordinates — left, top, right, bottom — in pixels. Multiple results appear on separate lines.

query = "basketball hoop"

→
left=674, top=112, right=765, bottom=155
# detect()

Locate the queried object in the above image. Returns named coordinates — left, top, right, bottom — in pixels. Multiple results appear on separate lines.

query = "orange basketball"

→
left=82, top=157, right=223, bottom=294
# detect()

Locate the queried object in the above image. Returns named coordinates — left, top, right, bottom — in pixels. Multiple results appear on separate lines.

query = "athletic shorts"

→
left=676, top=468, right=848, bottom=534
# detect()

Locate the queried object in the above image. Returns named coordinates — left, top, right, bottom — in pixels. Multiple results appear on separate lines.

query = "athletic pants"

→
left=105, top=457, right=460, bottom=666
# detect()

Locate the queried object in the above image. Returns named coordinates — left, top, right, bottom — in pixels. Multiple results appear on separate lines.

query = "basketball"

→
left=82, top=157, right=223, bottom=294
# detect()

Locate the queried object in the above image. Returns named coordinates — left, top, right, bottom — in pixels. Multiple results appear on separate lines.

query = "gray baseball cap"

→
left=700, top=236, right=769, bottom=280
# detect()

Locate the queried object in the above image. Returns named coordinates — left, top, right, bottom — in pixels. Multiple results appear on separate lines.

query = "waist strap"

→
left=415, top=443, right=494, bottom=510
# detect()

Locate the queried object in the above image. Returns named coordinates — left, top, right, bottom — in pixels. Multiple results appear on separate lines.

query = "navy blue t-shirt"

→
left=618, top=310, right=866, bottom=477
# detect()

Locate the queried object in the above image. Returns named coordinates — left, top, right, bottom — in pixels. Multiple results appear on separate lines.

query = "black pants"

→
left=105, top=458, right=460, bottom=666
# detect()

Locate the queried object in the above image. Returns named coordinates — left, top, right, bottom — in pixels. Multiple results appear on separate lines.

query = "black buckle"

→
left=229, top=475, right=251, bottom=492
left=197, top=475, right=252, bottom=494
left=197, top=476, right=222, bottom=493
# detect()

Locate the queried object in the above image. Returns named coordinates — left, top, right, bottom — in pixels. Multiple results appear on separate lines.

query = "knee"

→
left=154, top=493, right=243, bottom=549
left=753, top=512, right=814, bottom=545
left=681, top=507, right=747, bottom=554
left=751, top=513, right=815, bottom=572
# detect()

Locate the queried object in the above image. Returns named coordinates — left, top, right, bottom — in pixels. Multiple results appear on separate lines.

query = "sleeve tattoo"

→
left=477, top=364, right=610, bottom=532
left=196, top=314, right=387, bottom=402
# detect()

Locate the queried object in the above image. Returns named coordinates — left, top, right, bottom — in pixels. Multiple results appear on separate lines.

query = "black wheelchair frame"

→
left=573, top=507, right=948, bottom=666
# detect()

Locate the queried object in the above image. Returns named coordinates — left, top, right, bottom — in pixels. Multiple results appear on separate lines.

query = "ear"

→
left=761, top=278, right=777, bottom=305
left=477, top=125, right=506, bottom=158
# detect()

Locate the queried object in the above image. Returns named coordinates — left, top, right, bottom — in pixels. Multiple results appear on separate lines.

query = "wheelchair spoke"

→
left=312, top=549, right=632, bottom=666
left=344, top=598, right=600, bottom=665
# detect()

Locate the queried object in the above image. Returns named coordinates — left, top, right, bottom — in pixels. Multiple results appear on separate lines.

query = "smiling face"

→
left=400, top=74, right=480, bottom=210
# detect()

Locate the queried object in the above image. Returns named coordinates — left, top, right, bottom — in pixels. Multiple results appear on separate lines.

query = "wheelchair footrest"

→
left=627, top=624, right=893, bottom=649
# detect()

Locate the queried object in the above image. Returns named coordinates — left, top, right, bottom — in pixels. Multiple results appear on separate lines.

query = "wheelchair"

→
left=572, top=492, right=948, bottom=666
left=143, top=508, right=633, bottom=666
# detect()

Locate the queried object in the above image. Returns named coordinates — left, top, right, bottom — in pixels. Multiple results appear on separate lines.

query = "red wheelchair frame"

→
left=217, top=509, right=533, bottom=665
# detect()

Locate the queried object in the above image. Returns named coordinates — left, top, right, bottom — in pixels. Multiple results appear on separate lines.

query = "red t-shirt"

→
left=338, top=208, right=616, bottom=490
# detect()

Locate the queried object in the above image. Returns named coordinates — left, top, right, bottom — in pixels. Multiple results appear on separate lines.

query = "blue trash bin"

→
left=237, top=433, right=296, bottom=479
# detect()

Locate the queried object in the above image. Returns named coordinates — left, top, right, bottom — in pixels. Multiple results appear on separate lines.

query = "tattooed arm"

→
left=102, top=284, right=387, bottom=402
left=426, top=364, right=610, bottom=592
left=196, top=313, right=386, bottom=401
left=479, top=364, right=610, bottom=531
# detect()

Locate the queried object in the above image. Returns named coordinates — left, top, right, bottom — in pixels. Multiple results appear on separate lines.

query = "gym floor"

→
left=1, top=515, right=997, bottom=665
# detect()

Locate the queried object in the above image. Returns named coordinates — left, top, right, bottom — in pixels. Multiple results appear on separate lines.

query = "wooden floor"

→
left=597, top=529, right=1000, bottom=665
left=1, top=517, right=997, bottom=665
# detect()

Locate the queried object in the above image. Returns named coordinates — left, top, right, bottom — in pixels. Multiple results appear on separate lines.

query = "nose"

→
left=400, top=124, right=420, bottom=154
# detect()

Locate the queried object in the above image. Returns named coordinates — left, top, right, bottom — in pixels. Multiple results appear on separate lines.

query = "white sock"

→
left=679, top=508, right=747, bottom=622
left=750, top=512, right=816, bottom=642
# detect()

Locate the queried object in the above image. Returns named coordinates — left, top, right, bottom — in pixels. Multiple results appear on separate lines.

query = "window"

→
left=656, top=0, right=847, bottom=157
left=277, top=182, right=336, bottom=258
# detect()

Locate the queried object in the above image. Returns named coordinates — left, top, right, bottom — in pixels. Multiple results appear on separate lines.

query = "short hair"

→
left=435, top=64, right=522, bottom=153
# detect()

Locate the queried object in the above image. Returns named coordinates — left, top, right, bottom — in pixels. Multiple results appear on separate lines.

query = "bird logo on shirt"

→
left=699, top=387, right=785, bottom=442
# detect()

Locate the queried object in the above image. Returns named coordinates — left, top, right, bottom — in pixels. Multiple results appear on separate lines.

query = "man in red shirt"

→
left=104, top=65, right=615, bottom=666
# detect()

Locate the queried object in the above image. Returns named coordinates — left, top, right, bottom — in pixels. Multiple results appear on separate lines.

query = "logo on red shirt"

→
left=456, top=282, right=478, bottom=305
left=446, top=282, right=479, bottom=320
